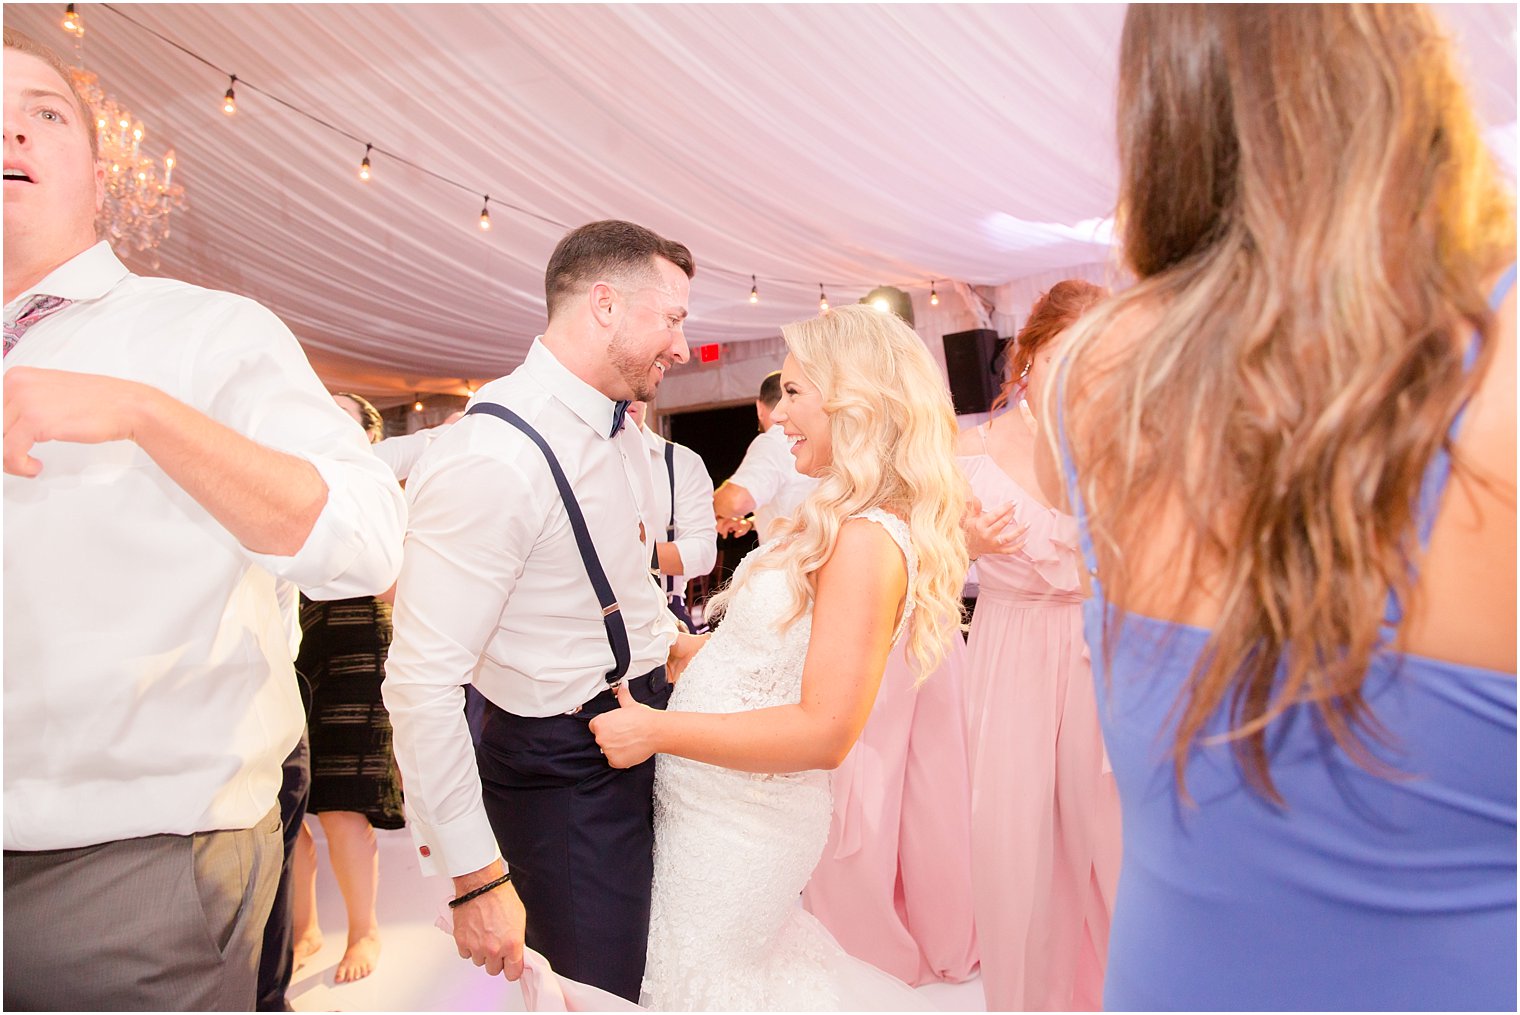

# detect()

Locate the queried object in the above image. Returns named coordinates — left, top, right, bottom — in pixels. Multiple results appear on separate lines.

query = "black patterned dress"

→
left=295, top=595, right=405, bottom=829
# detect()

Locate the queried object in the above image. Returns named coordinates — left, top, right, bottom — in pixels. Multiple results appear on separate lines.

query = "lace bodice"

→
left=641, top=509, right=922, bottom=1011
left=671, top=508, right=916, bottom=717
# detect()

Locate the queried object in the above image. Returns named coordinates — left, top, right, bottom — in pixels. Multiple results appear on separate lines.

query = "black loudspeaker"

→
left=942, top=328, right=1004, bottom=415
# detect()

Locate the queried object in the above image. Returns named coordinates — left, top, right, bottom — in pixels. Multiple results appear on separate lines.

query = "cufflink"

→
left=419, top=845, right=431, bottom=858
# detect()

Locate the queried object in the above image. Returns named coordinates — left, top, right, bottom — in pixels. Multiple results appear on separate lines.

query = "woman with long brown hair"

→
left=955, top=279, right=1121, bottom=1011
left=1042, top=5, right=1515, bottom=1009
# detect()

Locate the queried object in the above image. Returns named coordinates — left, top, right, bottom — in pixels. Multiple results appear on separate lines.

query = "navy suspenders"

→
left=663, top=441, right=677, bottom=598
left=464, top=402, right=631, bottom=691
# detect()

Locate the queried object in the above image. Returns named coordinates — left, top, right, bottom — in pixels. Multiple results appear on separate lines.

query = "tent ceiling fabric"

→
left=6, top=4, right=1516, bottom=399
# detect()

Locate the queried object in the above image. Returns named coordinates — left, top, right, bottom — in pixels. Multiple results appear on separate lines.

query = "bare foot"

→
left=334, top=933, right=381, bottom=983
left=292, top=930, right=323, bottom=971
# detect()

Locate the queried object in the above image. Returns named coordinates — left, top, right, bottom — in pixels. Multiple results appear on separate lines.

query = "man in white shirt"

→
left=713, top=370, right=820, bottom=540
left=373, top=408, right=463, bottom=480
left=383, top=220, right=698, bottom=1000
left=1, top=29, right=407, bottom=1011
left=626, top=400, right=718, bottom=631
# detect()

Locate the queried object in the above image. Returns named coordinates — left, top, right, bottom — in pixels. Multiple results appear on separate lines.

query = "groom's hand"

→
left=589, top=683, right=659, bottom=768
left=666, top=631, right=708, bottom=685
left=450, top=860, right=526, bottom=979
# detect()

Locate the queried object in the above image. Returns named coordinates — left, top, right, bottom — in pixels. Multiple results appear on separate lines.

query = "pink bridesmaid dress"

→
left=800, top=636, right=980, bottom=987
left=958, top=426, right=1122, bottom=1011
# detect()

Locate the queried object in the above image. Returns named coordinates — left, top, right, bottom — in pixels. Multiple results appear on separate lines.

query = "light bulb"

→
left=222, top=77, right=237, bottom=116
left=62, top=4, right=82, bottom=35
left=929, top=283, right=940, bottom=307
left=412, top=397, right=424, bottom=413
left=818, top=284, right=828, bottom=312
left=749, top=275, right=759, bottom=304
left=478, top=199, right=492, bottom=232
left=872, top=297, right=891, bottom=313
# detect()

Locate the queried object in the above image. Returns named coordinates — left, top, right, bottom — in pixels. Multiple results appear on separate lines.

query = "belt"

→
left=564, top=665, right=668, bottom=716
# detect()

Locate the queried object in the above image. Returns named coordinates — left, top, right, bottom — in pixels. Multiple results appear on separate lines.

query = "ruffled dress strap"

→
left=848, top=508, right=917, bottom=644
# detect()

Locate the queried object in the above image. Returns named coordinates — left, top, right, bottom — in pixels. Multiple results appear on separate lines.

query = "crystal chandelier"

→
left=68, top=67, right=187, bottom=265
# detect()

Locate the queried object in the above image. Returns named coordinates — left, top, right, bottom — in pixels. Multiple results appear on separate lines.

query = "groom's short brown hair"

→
left=544, top=220, right=694, bottom=321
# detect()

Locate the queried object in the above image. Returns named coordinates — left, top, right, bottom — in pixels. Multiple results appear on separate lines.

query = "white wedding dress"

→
left=640, top=510, right=931, bottom=1011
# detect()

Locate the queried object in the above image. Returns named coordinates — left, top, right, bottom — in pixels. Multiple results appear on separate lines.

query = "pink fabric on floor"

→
left=436, top=908, right=639, bottom=1011
left=960, top=452, right=1122, bottom=1011
left=801, top=637, right=979, bottom=987
left=519, top=948, right=642, bottom=1012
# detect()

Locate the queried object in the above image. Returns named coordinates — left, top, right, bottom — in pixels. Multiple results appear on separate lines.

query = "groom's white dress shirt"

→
left=384, top=338, right=678, bottom=878
left=3, top=242, right=408, bottom=851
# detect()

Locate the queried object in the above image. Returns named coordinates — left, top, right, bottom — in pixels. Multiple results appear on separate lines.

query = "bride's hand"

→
left=590, top=683, right=660, bottom=768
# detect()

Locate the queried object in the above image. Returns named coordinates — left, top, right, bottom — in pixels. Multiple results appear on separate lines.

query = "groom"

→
left=383, top=220, right=695, bottom=1000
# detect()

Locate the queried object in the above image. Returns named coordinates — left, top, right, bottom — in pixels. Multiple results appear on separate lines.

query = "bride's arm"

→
left=590, top=518, right=907, bottom=773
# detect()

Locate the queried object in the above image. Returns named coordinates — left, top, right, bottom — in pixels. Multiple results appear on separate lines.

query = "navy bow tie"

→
left=609, top=399, right=631, bottom=438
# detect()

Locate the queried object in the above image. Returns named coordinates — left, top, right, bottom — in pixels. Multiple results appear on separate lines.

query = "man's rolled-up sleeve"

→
left=727, top=429, right=787, bottom=507
left=245, top=448, right=407, bottom=599
left=197, top=297, right=407, bottom=598
left=669, top=446, right=717, bottom=579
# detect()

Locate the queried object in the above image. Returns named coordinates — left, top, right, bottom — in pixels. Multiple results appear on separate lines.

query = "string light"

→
left=412, top=394, right=424, bottom=413
left=78, top=4, right=965, bottom=303
left=464, top=380, right=477, bottom=396
left=357, top=143, right=372, bottom=182
left=478, top=196, right=492, bottom=232
left=818, top=284, right=828, bottom=312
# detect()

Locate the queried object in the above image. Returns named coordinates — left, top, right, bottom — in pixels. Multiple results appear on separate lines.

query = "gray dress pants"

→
left=4, top=807, right=282, bottom=1011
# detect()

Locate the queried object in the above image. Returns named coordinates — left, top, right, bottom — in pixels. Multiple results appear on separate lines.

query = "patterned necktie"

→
left=609, top=399, right=631, bottom=438
left=3, top=294, right=72, bottom=357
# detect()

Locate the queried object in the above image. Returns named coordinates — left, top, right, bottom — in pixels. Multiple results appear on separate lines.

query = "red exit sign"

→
left=697, top=343, right=722, bottom=364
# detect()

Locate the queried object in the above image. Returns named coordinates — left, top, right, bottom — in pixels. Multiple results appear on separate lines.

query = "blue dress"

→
left=1062, top=268, right=1517, bottom=1011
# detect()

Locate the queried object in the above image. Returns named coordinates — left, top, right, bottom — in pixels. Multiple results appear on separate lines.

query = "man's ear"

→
left=590, top=281, right=617, bottom=327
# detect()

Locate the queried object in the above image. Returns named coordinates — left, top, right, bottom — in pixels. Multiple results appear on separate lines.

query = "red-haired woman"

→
left=954, top=279, right=1121, bottom=1010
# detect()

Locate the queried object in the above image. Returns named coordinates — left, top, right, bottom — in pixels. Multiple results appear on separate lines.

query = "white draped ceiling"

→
left=5, top=3, right=1516, bottom=404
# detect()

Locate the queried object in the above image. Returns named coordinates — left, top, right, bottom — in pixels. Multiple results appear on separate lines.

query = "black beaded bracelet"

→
left=448, top=871, right=512, bottom=909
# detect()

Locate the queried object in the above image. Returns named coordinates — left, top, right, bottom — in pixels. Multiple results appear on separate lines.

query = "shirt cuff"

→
left=405, top=801, right=504, bottom=879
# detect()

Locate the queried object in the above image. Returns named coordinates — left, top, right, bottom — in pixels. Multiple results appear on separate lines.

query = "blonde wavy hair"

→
left=1055, top=4, right=1516, bottom=803
left=709, top=304, right=970, bottom=677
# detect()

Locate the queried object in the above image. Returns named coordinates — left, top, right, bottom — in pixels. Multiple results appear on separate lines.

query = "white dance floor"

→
left=291, top=825, right=987, bottom=1011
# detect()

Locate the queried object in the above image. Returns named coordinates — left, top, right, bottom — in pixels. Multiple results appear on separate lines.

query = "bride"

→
left=588, top=303, right=970, bottom=1010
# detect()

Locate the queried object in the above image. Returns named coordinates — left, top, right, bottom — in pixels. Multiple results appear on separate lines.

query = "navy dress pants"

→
left=475, top=667, right=670, bottom=1003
